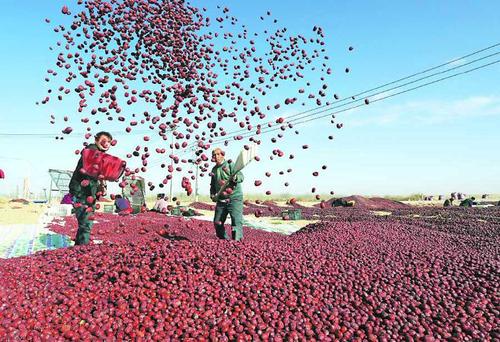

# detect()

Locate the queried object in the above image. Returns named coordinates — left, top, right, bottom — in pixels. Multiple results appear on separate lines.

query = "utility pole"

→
left=194, top=162, right=199, bottom=202
left=168, top=124, right=176, bottom=203
left=187, top=147, right=200, bottom=203
left=48, top=179, right=53, bottom=203
left=23, top=177, right=30, bottom=200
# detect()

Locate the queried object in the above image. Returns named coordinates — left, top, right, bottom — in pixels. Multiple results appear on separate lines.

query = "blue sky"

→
left=0, top=0, right=499, bottom=199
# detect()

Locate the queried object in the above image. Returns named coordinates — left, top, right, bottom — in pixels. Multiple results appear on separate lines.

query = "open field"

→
left=0, top=198, right=48, bottom=225
left=0, top=197, right=498, bottom=340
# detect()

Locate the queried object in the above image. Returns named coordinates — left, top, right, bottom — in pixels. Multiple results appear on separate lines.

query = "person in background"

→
left=210, top=148, right=244, bottom=241
left=459, top=196, right=477, bottom=207
left=69, top=131, right=112, bottom=245
left=61, top=193, right=73, bottom=205
left=114, top=194, right=133, bottom=214
left=152, top=193, right=168, bottom=213
left=332, top=198, right=354, bottom=207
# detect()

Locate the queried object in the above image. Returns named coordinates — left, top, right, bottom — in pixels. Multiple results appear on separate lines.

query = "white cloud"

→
left=447, top=57, right=467, bottom=67
left=344, top=95, right=500, bottom=126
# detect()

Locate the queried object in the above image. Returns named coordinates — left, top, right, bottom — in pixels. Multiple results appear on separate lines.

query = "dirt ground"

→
left=0, top=199, right=48, bottom=225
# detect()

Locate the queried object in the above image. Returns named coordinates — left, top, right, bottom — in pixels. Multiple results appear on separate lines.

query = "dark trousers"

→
left=213, top=199, right=243, bottom=241
left=72, top=184, right=97, bottom=245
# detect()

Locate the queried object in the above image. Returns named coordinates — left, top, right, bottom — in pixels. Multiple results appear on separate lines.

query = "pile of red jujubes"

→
left=189, top=201, right=216, bottom=211
left=47, top=212, right=279, bottom=245
left=313, top=195, right=409, bottom=210
left=1, top=208, right=498, bottom=340
left=190, top=197, right=404, bottom=220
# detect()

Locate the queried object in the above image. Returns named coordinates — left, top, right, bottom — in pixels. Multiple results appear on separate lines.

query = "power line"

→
left=6, top=43, right=497, bottom=167
left=213, top=58, right=500, bottom=141
left=4, top=43, right=498, bottom=140
left=146, top=145, right=199, bottom=169
left=277, top=51, right=500, bottom=126
left=146, top=52, right=500, bottom=168
left=205, top=52, right=500, bottom=145
left=86, top=46, right=500, bottom=170
left=0, top=129, right=153, bottom=137
left=204, top=42, right=500, bottom=139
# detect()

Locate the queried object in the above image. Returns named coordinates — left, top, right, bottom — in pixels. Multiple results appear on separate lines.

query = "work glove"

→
left=98, top=182, right=107, bottom=197
left=229, top=174, right=239, bottom=184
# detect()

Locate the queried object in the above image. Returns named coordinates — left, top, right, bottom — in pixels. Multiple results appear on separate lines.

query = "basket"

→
left=182, top=208, right=196, bottom=217
left=131, top=204, right=142, bottom=214
left=81, top=148, right=126, bottom=181
left=171, top=206, right=187, bottom=216
left=103, top=204, right=114, bottom=213
left=281, top=209, right=302, bottom=220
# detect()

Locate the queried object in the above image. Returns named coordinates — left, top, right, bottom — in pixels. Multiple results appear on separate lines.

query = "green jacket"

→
left=210, top=160, right=244, bottom=200
left=69, top=144, right=100, bottom=197
left=459, top=198, right=475, bottom=207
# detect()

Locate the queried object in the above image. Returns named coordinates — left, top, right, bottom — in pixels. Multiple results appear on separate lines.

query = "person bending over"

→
left=152, top=193, right=169, bottom=213
left=114, top=194, right=133, bottom=215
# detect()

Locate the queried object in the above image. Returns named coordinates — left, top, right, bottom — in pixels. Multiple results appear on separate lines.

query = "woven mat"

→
left=0, top=224, right=73, bottom=259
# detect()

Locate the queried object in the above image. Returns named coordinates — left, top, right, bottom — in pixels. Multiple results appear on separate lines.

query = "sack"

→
left=81, top=148, right=126, bottom=181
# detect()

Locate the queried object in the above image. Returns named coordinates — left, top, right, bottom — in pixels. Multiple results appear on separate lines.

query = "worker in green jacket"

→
left=459, top=197, right=476, bottom=208
left=210, top=148, right=245, bottom=241
left=69, top=131, right=112, bottom=245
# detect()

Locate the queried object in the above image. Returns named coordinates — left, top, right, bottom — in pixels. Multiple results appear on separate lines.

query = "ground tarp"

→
left=0, top=223, right=72, bottom=258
